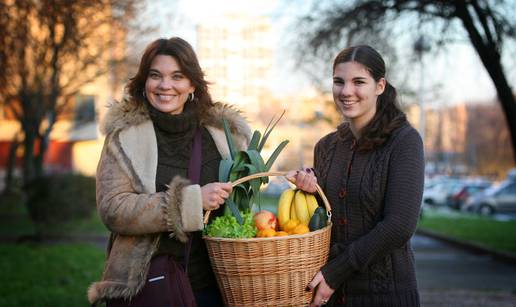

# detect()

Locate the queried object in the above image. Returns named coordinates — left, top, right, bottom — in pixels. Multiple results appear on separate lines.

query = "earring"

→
left=143, top=90, right=147, bottom=99
left=189, top=92, right=195, bottom=102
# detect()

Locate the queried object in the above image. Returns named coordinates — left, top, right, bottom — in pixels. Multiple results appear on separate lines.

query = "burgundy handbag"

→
left=107, top=128, right=202, bottom=307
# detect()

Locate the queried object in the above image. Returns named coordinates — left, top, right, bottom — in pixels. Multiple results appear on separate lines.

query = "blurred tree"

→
left=0, top=0, right=142, bottom=192
left=296, top=0, right=516, bottom=162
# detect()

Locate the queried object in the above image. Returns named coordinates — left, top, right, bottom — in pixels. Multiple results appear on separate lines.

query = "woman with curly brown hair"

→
left=88, top=37, right=251, bottom=307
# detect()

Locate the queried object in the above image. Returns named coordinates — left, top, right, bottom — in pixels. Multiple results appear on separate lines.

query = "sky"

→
left=143, top=0, right=514, bottom=107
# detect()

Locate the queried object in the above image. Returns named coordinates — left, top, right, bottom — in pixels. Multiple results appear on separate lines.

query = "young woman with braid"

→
left=293, top=45, right=424, bottom=306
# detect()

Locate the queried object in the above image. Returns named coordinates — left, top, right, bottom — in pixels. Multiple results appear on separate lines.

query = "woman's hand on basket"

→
left=286, top=168, right=317, bottom=193
left=307, top=271, right=335, bottom=306
left=201, top=182, right=232, bottom=211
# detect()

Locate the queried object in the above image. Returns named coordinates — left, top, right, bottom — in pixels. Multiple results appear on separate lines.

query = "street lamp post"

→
left=413, top=36, right=431, bottom=147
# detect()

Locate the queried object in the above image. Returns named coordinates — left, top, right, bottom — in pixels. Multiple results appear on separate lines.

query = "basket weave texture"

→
left=203, top=172, right=332, bottom=306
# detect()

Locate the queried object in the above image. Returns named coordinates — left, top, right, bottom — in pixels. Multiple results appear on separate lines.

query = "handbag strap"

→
left=183, top=126, right=202, bottom=272
left=187, top=127, right=202, bottom=185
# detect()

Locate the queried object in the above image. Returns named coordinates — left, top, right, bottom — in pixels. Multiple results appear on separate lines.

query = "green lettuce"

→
left=204, top=212, right=257, bottom=238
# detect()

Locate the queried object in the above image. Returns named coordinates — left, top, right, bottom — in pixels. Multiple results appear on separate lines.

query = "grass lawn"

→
left=0, top=192, right=108, bottom=306
left=418, top=208, right=516, bottom=254
left=0, top=243, right=104, bottom=307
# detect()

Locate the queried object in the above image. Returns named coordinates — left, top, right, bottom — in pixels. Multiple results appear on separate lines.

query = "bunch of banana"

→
left=277, top=188, right=319, bottom=228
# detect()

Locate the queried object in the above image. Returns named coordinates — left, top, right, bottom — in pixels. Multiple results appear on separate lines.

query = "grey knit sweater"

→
left=314, top=120, right=424, bottom=307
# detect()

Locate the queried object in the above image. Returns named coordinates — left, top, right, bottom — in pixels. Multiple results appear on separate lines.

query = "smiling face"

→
left=144, top=54, right=195, bottom=115
left=333, top=61, right=385, bottom=132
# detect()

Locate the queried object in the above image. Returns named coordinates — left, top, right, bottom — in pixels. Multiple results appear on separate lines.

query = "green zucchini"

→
left=309, top=207, right=327, bottom=231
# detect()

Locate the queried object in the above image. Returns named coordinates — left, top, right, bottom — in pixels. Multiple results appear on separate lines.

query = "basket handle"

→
left=203, top=171, right=332, bottom=224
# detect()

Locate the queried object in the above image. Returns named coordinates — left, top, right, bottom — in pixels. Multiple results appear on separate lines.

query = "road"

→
left=412, top=234, right=516, bottom=307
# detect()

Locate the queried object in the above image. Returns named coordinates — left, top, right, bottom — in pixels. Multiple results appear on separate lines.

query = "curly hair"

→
left=333, top=45, right=406, bottom=151
left=126, top=37, right=214, bottom=117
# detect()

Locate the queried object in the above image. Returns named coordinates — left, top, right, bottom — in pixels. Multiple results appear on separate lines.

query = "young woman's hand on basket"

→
left=307, top=271, right=335, bottom=306
left=286, top=168, right=317, bottom=193
left=201, top=182, right=232, bottom=211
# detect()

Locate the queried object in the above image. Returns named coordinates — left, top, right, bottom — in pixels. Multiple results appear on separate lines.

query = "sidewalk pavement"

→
left=417, top=228, right=516, bottom=265
left=412, top=233, right=516, bottom=306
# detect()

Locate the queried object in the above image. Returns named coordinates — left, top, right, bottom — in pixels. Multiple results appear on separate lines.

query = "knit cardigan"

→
left=314, top=121, right=424, bottom=306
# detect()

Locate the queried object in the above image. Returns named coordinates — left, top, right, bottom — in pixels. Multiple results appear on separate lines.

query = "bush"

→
left=26, top=174, right=96, bottom=225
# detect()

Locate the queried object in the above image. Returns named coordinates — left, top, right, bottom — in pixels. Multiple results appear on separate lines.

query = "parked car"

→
left=508, top=168, right=516, bottom=180
left=423, top=178, right=463, bottom=207
left=463, top=180, right=516, bottom=215
left=446, top=181, right=491, bottom=210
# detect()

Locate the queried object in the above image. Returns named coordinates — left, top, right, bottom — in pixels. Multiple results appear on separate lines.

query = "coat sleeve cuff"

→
left=163, top=176, right=204, bottom=243
left=180, top=184, right=204, bottom=232
left=320, top=249, right=357, bottom=290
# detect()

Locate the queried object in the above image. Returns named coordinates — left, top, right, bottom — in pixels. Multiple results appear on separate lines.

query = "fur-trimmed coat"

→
left=87, top=97, right=251, bottom=305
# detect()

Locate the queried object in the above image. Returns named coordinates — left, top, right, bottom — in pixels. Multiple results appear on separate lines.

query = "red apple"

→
left=253, top=210, right=277, bottom=231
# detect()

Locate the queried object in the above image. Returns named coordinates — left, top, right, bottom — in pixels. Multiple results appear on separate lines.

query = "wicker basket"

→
left=203, top=171, right=332, bottom=307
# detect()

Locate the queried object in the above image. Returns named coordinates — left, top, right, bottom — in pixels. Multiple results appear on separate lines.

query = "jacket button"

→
left=338, top=217, right=347, bottom=225
left=339, top=188, right=347, bottom=198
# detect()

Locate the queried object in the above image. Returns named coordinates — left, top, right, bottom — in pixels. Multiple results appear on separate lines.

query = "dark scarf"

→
left=145, top=100, right=200, bottom=192
left=146, top=100, right=199, bottom=158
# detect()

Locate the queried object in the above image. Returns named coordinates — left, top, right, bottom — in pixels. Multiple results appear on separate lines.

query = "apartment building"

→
left=197, top=14, right=273, bottom=117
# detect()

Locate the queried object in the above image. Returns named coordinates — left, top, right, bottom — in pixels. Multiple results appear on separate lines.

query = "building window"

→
left=74, top=94, right=96, bottom=124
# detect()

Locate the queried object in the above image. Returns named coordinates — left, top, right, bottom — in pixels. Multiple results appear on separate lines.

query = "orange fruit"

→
left=292, top=224, right=309, bottom=235
left=261, top=228, right=276, bottom=237
left=282, top=219, right=299, bottom=233
left=275, top=231, right=289, bottom=237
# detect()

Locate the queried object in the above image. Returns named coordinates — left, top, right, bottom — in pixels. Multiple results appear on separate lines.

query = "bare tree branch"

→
left=294, top=0, right=516, bottom=164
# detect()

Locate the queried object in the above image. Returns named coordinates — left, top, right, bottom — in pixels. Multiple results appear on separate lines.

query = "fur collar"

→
left=100, top=95, right=252, bottom=141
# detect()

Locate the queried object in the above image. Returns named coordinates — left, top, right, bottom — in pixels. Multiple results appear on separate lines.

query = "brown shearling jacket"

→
left=87, top=97, right=251, bottom=304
